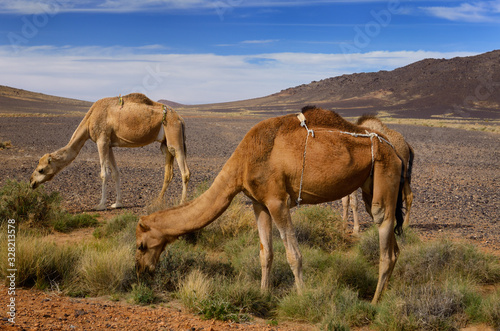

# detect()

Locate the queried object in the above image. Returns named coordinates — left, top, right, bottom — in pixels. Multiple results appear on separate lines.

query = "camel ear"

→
left=48, top=156, right=52, bottom=164
left=138, top=220, right=150, bottom=232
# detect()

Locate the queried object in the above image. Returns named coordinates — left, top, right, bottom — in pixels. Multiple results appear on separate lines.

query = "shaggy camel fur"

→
left=342, top=115, right=414, bottom=234
left=136, top=106, right=405, bottom=304
left=30, top=93, right=190, bottom=210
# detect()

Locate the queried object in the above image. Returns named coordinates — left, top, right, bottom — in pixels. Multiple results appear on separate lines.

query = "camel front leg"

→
left=372, top=207, right=399, bottom=304
left=253, top=203, right=273, bottom=292
left=108, top=148, right=123, bottom=209
left=96, top=140, right=110, bottom=211
left=267, top=198, right=304, bottom=293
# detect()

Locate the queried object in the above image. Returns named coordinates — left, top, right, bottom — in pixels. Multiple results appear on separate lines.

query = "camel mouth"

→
left=136, top=263, right=155, bottom=281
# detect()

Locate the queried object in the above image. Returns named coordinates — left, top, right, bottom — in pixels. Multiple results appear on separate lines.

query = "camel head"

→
left=135, top=217, right=173, bottom=279
left=30, top=154, right=59, bottom=189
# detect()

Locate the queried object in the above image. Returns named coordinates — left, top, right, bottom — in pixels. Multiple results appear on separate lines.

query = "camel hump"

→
left=122, top=93, right=156, bottom=106
left=298, top=105, right=365, bottom=133
left=356, top=113, right=380, bottom=125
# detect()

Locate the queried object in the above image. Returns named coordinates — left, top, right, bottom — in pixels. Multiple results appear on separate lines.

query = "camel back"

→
left=300, top=106, right=368, bottom=134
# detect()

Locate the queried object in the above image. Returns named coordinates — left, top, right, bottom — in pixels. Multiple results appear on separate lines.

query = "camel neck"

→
left=54, top=117, right=90, bottom=164
left=151, top=158, right=242, bottom=237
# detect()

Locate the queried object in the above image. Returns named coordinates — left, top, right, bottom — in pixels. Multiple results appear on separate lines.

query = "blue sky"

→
left=0, top=0, right=499, bottom=104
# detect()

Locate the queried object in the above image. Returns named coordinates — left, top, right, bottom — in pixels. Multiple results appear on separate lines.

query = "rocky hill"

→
left=185, top=50, right=500, bottom=119
left=0, top=85, right=92, bottom=116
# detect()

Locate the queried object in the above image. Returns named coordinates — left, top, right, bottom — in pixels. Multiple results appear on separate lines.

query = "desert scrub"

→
left=0, top=140, right=12, bottom=149
left=292, top=204, right=348, bottom=252
left=72, top=243, right=135, bottom=296
left=0, top=179, right=62, bottom=227
left=130, top=283, right=157, bottom=305
left=375, top=282, right=466, bottom=330
left=93, top=212, right=137, bottom=241
left=393, top=239, right=500, bottom=285
left=0, top=179, right=98, bottom=232
left=0, top=232, right=80, bottom=290
left=184, top=193, right=256, bottom=250
left=52, top=213, right=99, bottom=233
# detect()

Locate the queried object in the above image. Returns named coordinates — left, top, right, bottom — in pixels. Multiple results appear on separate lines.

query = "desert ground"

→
left=0, top=111, right=499, bottom=330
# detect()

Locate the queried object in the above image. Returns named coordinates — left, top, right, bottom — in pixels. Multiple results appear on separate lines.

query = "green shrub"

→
left=130, top=283, right=157, bottom=305
left=53, top=213, right=99, bottom=233
left=0, top=180, right=62, bottom=227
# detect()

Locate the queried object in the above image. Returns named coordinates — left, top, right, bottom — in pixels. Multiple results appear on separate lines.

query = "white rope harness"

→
left=295, top=113, right=394, bottom=207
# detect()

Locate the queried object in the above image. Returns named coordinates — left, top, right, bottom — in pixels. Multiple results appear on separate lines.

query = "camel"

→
left=342, top=114, right=414, bottom=235
left=30, top=93, right=190, bottom=210
left=135, top=106, right=405, bottom=304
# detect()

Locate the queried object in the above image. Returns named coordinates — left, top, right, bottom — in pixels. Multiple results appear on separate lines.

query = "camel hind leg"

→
left=163, top=122, right=190, bottom=204
left=364, top=161, right=402, bottom=304
left=158, top=142, right=174, bottom=202
left=403, top=181, right=413, bottom=227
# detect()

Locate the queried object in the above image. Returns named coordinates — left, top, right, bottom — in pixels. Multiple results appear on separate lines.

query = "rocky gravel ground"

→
left=0, top=113, right=499, bottom=330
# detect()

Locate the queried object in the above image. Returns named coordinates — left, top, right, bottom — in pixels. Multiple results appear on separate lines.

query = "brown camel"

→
left=135, top=106, right=405, bottom=304
left=342, top=114, right=414, bottom=235
left=30, top=93, right=190, bottom=210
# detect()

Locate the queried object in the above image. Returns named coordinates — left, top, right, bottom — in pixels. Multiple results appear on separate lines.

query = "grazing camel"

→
left=342, top=114, right=414, bottom=235
left=136, top=106, right=405, bottom=304
left=30, top=93, right=190, bottom=210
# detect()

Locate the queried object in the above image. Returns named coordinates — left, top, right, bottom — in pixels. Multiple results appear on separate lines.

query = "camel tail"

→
left=181, top=120, right=188, bottom=156
left=394, top=161, right=405, bottom=236
left=406, top=144, right=414, bottom=185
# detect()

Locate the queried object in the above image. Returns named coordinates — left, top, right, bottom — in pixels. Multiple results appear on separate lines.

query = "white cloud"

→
left=0, top=0, right=401, bottom=14
left=0, top=45, right=475, bottom=104
left=421, top=1, right=500, bottom=22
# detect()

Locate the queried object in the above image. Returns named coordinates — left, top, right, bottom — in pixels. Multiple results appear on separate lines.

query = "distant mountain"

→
left=184, top=50, right=500, bottom=119
left=0, top=86, right=92, bottom=115
left=158, top=99, right=185, bottom=108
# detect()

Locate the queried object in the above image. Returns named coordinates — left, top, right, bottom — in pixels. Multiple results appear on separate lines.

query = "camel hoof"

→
left=95, top=204, right=107, bottom=211
left=111, top=202, right=124, bottom=209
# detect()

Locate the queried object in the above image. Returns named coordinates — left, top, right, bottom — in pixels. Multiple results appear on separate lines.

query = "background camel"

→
left=30, top=93, right=190, bottom=210
left=136, top=106, right=405, bottom=304
left=342, top=114, right=414, bottom=235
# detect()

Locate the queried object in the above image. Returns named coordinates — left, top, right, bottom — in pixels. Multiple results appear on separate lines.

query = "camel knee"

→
left=182, top=169, right=191, bottom=184
left=371, top=203, right=385, bottom=225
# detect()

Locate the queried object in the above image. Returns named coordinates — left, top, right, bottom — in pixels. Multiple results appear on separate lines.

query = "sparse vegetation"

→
left=1, top=181, right=499, bottom=329
left=0, top=179, right=98, bottom=232
left=0, top=140, right=12, bottom=149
